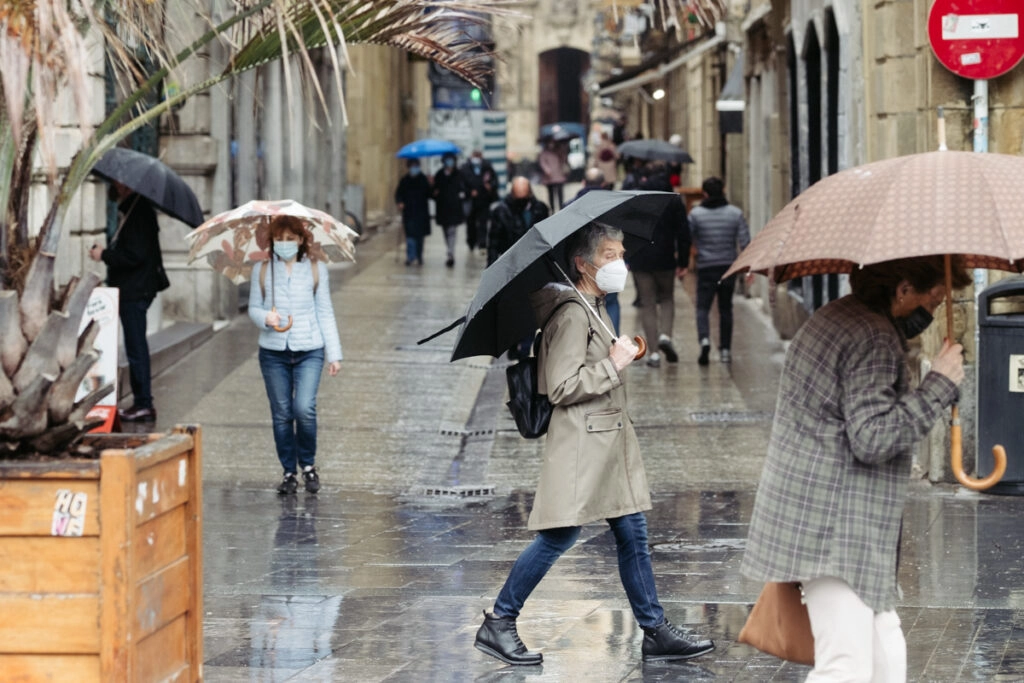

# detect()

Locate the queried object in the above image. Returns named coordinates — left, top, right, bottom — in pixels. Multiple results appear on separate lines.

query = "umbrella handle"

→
left=270, top=306, right=293, bottom=333
left=949, top=406, right=1006, bottom=490
left=633, top=336, right=646, bottom=360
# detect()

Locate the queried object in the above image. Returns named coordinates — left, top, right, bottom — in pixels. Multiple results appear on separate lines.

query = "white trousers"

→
left=803, top=577, right=906, bottom=683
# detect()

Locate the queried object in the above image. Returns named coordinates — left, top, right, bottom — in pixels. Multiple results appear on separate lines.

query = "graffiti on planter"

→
left=52, top=489, right=88, bottom=537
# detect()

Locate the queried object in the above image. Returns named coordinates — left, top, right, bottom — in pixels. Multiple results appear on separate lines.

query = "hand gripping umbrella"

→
left=725, top=146, right=1024, bottom=490
left=418, top=190, right=685, bottom=361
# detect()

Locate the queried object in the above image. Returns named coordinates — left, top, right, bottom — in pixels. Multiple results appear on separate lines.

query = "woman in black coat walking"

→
left=432, top=152, right=466, bottom=267
left=395, top=159, right=432, bottom=266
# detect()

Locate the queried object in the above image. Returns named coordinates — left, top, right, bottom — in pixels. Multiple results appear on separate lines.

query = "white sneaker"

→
left=720, top=349, right=731, bottom=363
left=646, top=352, right=662, bottom=367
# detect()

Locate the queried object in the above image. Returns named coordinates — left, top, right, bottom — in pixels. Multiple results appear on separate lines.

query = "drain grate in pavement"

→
left=423, top=485, right=496, bottom=498
left=439, top=425, right=496, bottom=437
left=688, top=410, right=772, bottom=423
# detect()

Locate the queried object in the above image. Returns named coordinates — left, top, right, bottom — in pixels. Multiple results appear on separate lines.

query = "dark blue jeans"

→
left=259, top=347, right=324, bottom=474
left=405, top=236, right=424, bottom=264
left=120, top=296, right=154, bottom=409
left=494, top=512, right=665, bottom=628
left=696, top=265, right=736, bottom=350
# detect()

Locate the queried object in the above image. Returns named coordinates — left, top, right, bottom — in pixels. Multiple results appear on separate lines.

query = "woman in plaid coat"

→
left=742, top=256, right=970, bottom=680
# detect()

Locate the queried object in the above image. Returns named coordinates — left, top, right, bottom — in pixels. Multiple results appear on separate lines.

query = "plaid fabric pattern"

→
left=741, top=295, right=958, bottom=612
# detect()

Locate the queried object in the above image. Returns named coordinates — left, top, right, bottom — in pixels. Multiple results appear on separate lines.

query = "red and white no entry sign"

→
left=928, top=0, right=1024, bottom=80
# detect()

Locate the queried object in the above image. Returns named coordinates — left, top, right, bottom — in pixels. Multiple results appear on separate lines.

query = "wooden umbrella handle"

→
left=633, top=335, right=646, bottom=360
left=949, top=406, right=1007, bottom=491
left=271, top=306, right=293, bottom=333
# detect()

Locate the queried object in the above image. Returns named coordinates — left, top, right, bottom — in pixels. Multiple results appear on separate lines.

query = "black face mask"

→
left=511, top=197, right=529, bottom=211
left=107, top=185, right=121, bottom=203
left=897, top=306, right=934, bottom=339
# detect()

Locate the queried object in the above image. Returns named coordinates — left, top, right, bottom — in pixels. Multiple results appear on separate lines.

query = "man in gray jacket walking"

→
left=689, top=177, right=750, bottom=365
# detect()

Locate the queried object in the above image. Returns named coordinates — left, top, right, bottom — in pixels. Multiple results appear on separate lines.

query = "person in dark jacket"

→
left=487, top=176, right=549, bottom=267
left=627, top=196, right=690, bottom=367
left=460, top=150, right=498, bottom=252
left=569, top=168, right=619, bottom=333
left=689, top=177, right=750, bottom=365
left=487, top=176, right=550, bottom=358
left=89, top=181, right=170, bottom=422
left=432, top=152, right=466, bottom=267
left=394, top=159, right=432, bottom=266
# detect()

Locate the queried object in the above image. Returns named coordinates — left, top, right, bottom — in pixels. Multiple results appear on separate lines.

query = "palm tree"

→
left=0, top=0, right=512, bottom=455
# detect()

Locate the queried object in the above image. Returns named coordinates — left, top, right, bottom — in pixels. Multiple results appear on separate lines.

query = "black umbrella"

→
left=90, top=147, right=204, bottom=227
left=618, top=139, right=694, bottom=164
left=420, top=190, right=685, bottom=361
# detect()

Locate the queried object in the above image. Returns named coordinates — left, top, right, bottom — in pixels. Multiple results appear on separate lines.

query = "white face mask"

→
left=591, top=258, right=628, bottom=294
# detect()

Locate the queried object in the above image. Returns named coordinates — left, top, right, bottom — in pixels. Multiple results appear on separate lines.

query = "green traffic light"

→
left=470, top=88, right=482, bottom=102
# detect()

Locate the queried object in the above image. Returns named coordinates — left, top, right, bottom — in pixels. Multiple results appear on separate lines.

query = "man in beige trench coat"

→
left=474, top=222, right=715, bottom=666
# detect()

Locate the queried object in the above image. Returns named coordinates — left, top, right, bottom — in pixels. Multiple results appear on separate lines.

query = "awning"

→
left=716, top=50, right=744, bottom=134
left=597, top=33, right=725, bottom=96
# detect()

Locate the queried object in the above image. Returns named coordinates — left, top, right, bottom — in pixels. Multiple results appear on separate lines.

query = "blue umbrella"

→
left=395, top=139, right=461, bottom=159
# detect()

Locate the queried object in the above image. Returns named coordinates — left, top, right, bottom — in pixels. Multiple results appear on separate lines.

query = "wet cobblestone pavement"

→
left=149, top=218, right=1024, bottom=681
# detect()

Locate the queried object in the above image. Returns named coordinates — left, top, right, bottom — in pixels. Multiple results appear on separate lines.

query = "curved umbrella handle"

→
left=270, top=306, right=293, bottom=333
left=950, top=406, right=1006, bottom=491
left=633, top=336, right=646, bottom=360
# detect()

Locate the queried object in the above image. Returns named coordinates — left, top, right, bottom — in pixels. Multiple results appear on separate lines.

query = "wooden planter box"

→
left=0, top=425, right=203, bottom=682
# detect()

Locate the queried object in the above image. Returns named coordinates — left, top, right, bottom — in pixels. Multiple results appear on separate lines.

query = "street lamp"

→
left=652, top=88, right=665, bottom=100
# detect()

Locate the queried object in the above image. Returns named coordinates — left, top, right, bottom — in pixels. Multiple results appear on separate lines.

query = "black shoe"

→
left=658, top=337, right=678, bottom=363
left=474, top=611, right=543, bottom=666
left=276, top=472, right=298, bottom=495
left=445, top=257, right=455, bottom=268
left=302, top=466, right=320, bottom=493
left=698, top=342, right=711, bottom=367
left=119, top=405, right=157, bottom=422
left=642, top=620, right=714, bottom=662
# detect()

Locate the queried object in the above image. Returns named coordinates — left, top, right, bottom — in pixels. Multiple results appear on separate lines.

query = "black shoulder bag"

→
left=506, top=300, right=583, bottom=439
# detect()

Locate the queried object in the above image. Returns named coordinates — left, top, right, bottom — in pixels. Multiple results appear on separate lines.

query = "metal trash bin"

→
left=977, top=277, right=1024, bottom=495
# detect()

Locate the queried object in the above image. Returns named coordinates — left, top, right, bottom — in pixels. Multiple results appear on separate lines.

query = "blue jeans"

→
left=405, top=236, right=424, bottom=263
left=120, top=296, right=154, bottom=409
left=494, top=512, right=665, bottom=628
left=259, top=347, right=324, bottom=473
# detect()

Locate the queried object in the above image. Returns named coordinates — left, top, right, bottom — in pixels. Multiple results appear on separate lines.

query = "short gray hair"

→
left=565, top=222, right=624, bottom=283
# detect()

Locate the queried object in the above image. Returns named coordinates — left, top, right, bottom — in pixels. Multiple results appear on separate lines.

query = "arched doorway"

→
left=537, top=47, right=590, bottom=126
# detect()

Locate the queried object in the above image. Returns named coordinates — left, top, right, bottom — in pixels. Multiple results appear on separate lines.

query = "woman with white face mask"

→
left=475, top=222, right=715, bottom=666
left=249, top=215, right=343, bottom=495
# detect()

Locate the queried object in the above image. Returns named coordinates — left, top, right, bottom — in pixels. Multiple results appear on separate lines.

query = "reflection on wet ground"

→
left=151, top=221, right=1024, bottom=680
left=201, top=486, right=1024, bottom=681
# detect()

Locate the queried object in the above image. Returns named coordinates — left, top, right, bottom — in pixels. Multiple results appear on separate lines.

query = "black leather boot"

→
left=641, top=619, right=715, bottom=661
left=474, top=611, right=543, bottom=665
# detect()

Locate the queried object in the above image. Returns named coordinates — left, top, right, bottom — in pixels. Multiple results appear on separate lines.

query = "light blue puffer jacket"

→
left=248, top=257, right=343, bottom=362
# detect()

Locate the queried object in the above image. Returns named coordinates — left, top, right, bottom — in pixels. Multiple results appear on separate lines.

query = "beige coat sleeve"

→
left=540, top=306, right=621, bottom=406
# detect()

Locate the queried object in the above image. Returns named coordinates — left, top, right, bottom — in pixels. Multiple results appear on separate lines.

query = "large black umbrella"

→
left=618, top=139, right=694, bottom=164
left=420, top=190, right=685, bottom=361
left=90, top=147, right=204, bottom=227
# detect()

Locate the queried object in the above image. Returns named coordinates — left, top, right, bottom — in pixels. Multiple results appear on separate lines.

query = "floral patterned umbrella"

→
left=184, top=199, right=358, bottom=284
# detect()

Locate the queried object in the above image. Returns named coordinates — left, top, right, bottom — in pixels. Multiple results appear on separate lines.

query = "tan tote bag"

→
left=737, top=582, right=815, bottom=665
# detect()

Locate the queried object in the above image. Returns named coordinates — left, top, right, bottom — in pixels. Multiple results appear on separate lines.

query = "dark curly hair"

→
left=849, top=255, right=970, bottom=314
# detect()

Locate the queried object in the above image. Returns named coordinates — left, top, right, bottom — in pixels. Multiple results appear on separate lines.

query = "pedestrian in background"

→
left=627, top=196, right=689, bottom=367
left=474, top=222, right=714, bottom=666
left=460, top=150, right=498, bottom=254
left=592, top=132, right=619, bottom=189
left=249, top=215, right=342, bottom=495
left=569, top=168, right=620, bottom=333
left=432, top=152, right=466, bottom=267
left=89, top=181, right=170, bottom=422
left=742, top=256, right=970, bottom=681
left=394, top=159, right=431, bottom=266
left=538, top=139, right=567, bottom=211
left=487, top=176, right=551, bottom=358
left=688, top=177, right=750, bottom=365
